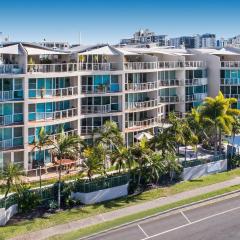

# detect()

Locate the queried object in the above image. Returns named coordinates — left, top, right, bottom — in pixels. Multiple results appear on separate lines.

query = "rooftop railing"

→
left=27, top=63, right=78, bottom=73
left=221, top=61, right=240, bottom=68
left=0, top=64, right=23, bottom=74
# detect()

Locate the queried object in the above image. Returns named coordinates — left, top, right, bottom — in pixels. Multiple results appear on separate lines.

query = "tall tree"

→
left=51, top=129, right=83, bottom=209
left=199, top=91, right=240, bottom=156
left=0, top=163, right=24, bottom=198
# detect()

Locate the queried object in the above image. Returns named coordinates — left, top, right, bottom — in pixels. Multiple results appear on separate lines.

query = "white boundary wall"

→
left=182, top=159, right=228, bottom=181
left=71, top=183, right=129, bottom=204
left=0, top=204, right=18, bottom=226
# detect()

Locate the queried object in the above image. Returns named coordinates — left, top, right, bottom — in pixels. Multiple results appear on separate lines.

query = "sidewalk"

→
left=11, top=177, right=240, bottom=240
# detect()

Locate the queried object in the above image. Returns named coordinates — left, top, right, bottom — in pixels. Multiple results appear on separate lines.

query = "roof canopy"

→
left=24, top=46, right=68, bottom=55
left=0, top=44, right=21, bottom=55
left=80, top=46, right=119, bottom=56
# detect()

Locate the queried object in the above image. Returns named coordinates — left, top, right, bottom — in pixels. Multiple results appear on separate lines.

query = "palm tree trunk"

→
left=219, top=129, right=222, bottom=155
left=231, top=133, right=236, bottom=162
left=4, top=181, right=11, bottom=198
left=58, top=157, right=62, bottom=210
left=214, top=125, right=218, bottom=156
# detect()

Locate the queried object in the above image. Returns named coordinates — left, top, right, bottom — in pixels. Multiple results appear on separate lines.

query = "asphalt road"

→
left=83, top=195, right=240, bottom=240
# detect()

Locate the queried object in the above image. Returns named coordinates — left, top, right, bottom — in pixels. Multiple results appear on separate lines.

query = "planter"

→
left=71, top=183, right=129, bottom=204
left=0, top=204, right=18, bottom=226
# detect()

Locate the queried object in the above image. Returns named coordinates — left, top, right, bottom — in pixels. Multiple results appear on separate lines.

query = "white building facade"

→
left=1, top=42, right=239, bottom=172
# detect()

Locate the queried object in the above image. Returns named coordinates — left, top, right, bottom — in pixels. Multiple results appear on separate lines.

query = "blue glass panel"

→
left=102, top=75, right=110, bottom=84
left=110, top=84, right=119, bottom=92
left=46, top=102, right=53, bottom=112
left=94, top=75, right=102, bottom=85
left=45, top=150, right=51, bottom=163
left=37, top=79, right=45, bottom=89
left=37, top=103, right=45, bottom=113
left=4, top=104, right=12, bottom=115
left=29, top=90, right=36, bottom=98
left=29, top=113, right=36, bottom=121
left=28, top=135, right=35, bottom=144
left=4, top=128, right=12, bottom=139
left=45, top=78, right=52, bottom=89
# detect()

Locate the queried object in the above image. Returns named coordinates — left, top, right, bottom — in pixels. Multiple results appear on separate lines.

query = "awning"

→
left=25, top=46, right=68, bottom=55
left=0, top=44, right=20, bottom=54
left=135, top=132, right=153, bottom=141
left=80, top=46, right=119, bottom=56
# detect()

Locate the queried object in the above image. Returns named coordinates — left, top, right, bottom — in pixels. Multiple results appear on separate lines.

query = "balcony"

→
left=125, top=99, right=158, bottom=111
left=81, top=104, right=120, bottom=114
left=29, top=86, right=78, bottom=99
left=186, top=93, right=207, bottom=102
left=159, top=79, right=183, bottom=87
left=0, top=114, right=23, bottom=126
left=221, top=78, right=240, bottom=85
left=0, top=64, right=23, bottom=74
left=80, top=126, right=101, bottom=136
left=29, top=108, right=78, bottom=122
left=221, top=61, right=240, bottom=68
left=81, top=84, right=121, bottom=94
left=79, top=63, right=118, bottom=71
left=124, top=61, right=206, bottom=71
left=0, top=137, right=23, bottom=150
left=48, top=129, right=78, bottom=142
left=125, top=82, right=158, bottom=92
left=27, top=63, right=78, bottom=73
left=125, top=117, right=162, bottom=131
left=0, top=90, right=24, bottom=101
left=185, top=78, right=208, bottom=86
left=224, top=94, right=240, bottom=100
left=158, top=95, right=183, bottom=103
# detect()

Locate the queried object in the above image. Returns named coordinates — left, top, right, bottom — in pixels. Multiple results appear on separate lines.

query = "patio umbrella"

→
left=135, top=132, right=153, bottom=141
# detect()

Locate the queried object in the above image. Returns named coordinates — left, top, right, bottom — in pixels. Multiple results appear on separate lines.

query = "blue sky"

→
left=1, top=0, right=240, bottom=44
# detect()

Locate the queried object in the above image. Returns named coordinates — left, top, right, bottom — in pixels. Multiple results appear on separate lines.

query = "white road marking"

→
left=138, top=224, right=149, bottom=237
left=180, top=211, right=191, bottom=223
left=140, top=205, right=240, bottom=240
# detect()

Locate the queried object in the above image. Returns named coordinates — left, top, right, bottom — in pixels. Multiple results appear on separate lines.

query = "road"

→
left=83, top=194, right=240, bottom=240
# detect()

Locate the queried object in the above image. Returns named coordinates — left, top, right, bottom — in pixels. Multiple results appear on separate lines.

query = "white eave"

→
left=0, top=44, right=21, bottom=55
left=24, top=46, right=68, bottom=55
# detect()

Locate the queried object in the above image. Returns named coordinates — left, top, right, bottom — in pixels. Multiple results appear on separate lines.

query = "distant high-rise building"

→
left=169, top=36, right=195, bottom=48
left=201, top=33, right=216, bottom=48
left=120, top=29, right=167, bottom=46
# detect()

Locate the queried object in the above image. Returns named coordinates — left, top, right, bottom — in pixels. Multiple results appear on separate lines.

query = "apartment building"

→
left=1, top=42, right=239, bottom=172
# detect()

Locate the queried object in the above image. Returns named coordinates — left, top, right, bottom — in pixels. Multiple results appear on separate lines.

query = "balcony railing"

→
left=0, top=137, right=23, bottom=150
left=0, top=90, right=23, bottom=101
left=0, top=64, right=23, bottom=74
left=224, top=94, right=240, bottom=100
left=159, top=95, right=183, bottom=103
left=125, top=82, right=158, bottom=91
left=221, top=78, right=240, bottom=85
left=221, top=61, right=240, bottom=68
left=159, top=79, right=183, bottom=87
left=81, top=84, right=120, bottom=94
left=29, top=86, right=78, bottom=99
left=81, top=104, right=112, bottom=114
left=27, top=63, right=78, bottom=73
left=0, top=114, right=23, bottom=126
left=48, top=129, right=78, bottom=142
left=80, top=126, right=102, bottom=135
left=29, top=108, right=78, bottom=122
left=125, top=116, right=162, bottom=130
left=124, top=61, right=205, bottom=71
left=185, top=78, right=207, bottom=86
left=186, top=93, right=207, bottom=102
left=79, top=63, right=119, bottom=71
left=126, top=99, right=158, bottom=111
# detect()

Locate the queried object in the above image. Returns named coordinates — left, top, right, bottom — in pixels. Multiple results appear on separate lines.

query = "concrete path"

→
left=10, top=177, right=240, bottom=240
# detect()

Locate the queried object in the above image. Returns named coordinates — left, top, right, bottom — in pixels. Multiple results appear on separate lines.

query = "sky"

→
left=1, top=0, right=240, bottom=45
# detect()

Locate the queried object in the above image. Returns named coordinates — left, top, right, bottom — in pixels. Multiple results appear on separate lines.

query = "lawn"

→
left=0, top=168, right=240, bottom=240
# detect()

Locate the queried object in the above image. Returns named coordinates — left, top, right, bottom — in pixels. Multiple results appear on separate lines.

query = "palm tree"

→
left=111, top=146, right=133, bottom=173
left=0, top=163, right=24, bottom=198
left=94, top=120, right=124, bottom=149
left=131, top=137, right=152, bottom=186
left=82, top=145, right=104, bottom=180
left=32, top=127, right=53, bottom=191
left=147, top=153, right=166, bottom=184
left=164, top=153, right=182, bottom=182
left=150, top=128, right=176, bottom=158
left=199, top=91, right=240, bottom=156
left=51, top=130, right=83, bottom=209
